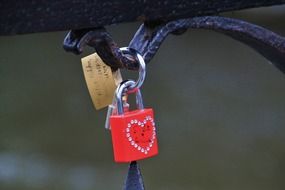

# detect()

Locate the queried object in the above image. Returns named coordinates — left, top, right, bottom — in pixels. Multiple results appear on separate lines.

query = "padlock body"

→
left=110, top=108, right=158, bottom=162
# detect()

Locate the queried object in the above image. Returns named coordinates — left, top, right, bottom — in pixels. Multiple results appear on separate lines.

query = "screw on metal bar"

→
left=63, top=16, right=285, bottom=73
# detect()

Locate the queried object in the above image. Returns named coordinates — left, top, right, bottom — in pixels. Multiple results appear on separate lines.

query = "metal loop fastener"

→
left=119, top=47, right=146, bottom=91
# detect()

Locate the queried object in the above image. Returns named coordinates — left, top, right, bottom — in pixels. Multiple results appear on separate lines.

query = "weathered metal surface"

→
left=63, top=16, right=285, bottom=73
left=0, top=0, right=285, bottom=35
left=130, top=17, right=285, bottom=73
left=63, top=28, right=136, bottom=70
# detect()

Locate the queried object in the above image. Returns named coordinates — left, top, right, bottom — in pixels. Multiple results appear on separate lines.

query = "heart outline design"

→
left=125, top=116, right=156, bottom=154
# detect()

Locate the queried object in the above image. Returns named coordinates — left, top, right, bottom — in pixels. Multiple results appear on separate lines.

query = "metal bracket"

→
left=63, top=16, right=285, bottom=73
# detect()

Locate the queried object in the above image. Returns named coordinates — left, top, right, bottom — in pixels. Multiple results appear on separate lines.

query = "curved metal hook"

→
left=63, top=27, right=138, bottom=70
left=130, top=16, right=285, bottom=73
left=63, top=16, right=285, bottom=73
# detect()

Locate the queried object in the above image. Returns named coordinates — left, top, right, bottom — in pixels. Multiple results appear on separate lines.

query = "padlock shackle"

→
left=116, top=80, right=144, bottom=115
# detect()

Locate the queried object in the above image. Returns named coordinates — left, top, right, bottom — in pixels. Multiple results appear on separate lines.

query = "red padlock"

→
left=110, top=81, right=158, bottom=163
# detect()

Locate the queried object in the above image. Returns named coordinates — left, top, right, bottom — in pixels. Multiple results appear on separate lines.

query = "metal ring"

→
left=120, top=47, right=146, bottom=91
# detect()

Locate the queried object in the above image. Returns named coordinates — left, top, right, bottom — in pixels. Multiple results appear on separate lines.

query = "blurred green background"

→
left=0, top=5, right=285, bottom=190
